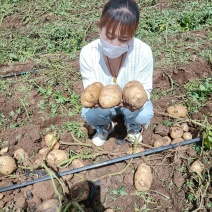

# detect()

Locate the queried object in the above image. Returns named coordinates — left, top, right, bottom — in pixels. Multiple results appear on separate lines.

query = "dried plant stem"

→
left=154, top=109, right=207, bottom=128
left=92, top=158, right=133, bottom=182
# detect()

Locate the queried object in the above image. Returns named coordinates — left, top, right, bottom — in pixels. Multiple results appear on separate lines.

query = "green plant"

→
left=63, top=121, right=86, bottom=138
left=111, top=186, right=127, bottom=196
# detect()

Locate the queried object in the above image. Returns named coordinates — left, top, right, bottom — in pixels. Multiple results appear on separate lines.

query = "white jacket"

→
left=80, top=37, right=153, bottom=99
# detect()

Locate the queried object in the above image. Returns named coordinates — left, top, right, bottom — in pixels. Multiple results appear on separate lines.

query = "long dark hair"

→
left=99, top=0, right=140, bottom=38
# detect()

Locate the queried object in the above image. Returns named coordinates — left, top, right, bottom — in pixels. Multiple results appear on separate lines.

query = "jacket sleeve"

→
left=79, top=47, right=96, bottom=89
left=138, top=46, right=153, bottom=100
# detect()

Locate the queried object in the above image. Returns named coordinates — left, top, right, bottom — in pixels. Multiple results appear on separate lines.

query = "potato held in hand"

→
left=99, top=84, right=122, bottom=108
left=123, top=80, right=148, bottom=110
left=80, top=82, right=104, bottom=108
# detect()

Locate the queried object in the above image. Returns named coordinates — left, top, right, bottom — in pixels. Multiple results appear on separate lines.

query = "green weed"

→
left=111, top=186, right=127, bottom=196
left=185, top=78, right=212, bottom=102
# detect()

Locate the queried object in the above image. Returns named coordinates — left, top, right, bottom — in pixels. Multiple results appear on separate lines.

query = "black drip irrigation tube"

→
left=0, top=69, right=37, bottom=79
left=0, top=137, right=201, bottom=193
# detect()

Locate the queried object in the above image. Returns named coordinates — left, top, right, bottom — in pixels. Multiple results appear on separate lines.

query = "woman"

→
left=80, top=0, right=154, bottom=146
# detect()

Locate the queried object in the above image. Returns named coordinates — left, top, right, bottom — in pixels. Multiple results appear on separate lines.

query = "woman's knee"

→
left=81, top=107, right=111, bottom=125
left=135, top=101, right=154, bottom=125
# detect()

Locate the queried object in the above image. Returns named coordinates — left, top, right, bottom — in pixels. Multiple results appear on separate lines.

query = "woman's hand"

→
left=119, top=101, right=138, bottom=112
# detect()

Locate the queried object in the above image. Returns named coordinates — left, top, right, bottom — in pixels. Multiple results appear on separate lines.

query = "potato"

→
left=183, top=132, right=192, bottom=140
left=0, top=193, right=4, bottom=200
left=80, top=82, right=104, bottom=107
left=181, top=123, right=189, bottom=132
left=134, top=163, right=153, bottom=191
left=72, top=159, right=85, bottom=169
left=171, top=137, right=184, bottom=144
left=0, top=147, right=8, bottom=155
left=44, top=133, right=58, bottom=148
left=0, top=156, right=17, bottom=175
left=123, top=80, right=148, bottom=110
left=37, top=199, right=59, bottom=212
left=170, top=126, right=184, bottom=139
left=190, top=160, right=205, bottom=176
left=99, top=84, right=122, bottom=108
left=167, top=105, right=188, bottom=118
left=171, top=138, right=187, bottom=151
left=153, top=136, right=171, bottom=147
left=14, top=148, right=29, bottom=161
left=46, top=149, right=68, bottom=166
left=126, top=147, right=145, bottom=154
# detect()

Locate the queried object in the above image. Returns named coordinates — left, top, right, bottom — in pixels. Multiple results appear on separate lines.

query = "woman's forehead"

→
left=105, top=24, right=130, bottom=37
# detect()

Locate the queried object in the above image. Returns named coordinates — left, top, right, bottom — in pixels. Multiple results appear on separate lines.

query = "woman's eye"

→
left=107, top=36, right=115, bottom=40
left=119, top=39, right=128, bottom=43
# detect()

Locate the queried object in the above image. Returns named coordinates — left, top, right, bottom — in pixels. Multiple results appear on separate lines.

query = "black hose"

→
left=0, top=137, right=201, bottom=193
left=0, top=69, right=37, bottom=79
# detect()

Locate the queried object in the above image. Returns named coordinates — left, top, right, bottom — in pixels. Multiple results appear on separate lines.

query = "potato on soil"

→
left=72, top=159, right=85, bottom=169
left=167, top=104, right=188, bottom=118
left=0, top=155, right=17, bottom=175
left=44, top=133, right=58, bottom=148
left=46, top=149, right=68, bottom=166
left=14, top=148, right=29, bottom=161
left=170, top=126, right=184, bottom=139
left=80, top=82, right=104, bottom=108
left=134, top=163, right=153, bottom=191
left=37, top=199, right=59, bottom=212
left=0, top=147, right=8, bottom=155
left=183, top=132, right=192, bottom=140
left=99, top=84, right=122, bottom=108
left=190, top=160, right=205, bottom=176
left=181, top=123, right=189, bottom=132
left=171, top=138, right=187, bottom=151
left=171, top=137, right=184, bottom=144
left=153, top=136, right=171, bottom=147
left=123, top=80, right=148, bottom=110
left=126, top=147, right=145, bottom=154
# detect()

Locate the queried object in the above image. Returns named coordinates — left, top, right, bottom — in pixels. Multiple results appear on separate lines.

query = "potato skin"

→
left=46, top=149, right=68, bottom=166
left=80, top=82, right=104, bottom=108
left=134, top=163, right=153, bottom=191
left=0, top=156, right=17, bottom=175
left=123, top=80, right=148, bottom=110
left=170, top=126, right=184, bottom=139
left=167, top=105, right=188, bottom=118
left=153, top=136, right=171, bottom=147
left=99, top=84, right=122, bottom=108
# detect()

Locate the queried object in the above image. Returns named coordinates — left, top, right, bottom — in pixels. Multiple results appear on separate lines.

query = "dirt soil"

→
left=0, top=5, right=212, bottom=212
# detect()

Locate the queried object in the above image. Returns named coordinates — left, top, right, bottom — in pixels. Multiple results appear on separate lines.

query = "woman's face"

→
left=100, top=26, right=132, bottom=46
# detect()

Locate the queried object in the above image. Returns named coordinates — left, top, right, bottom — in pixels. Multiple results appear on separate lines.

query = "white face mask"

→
left=99, top=36, right=130, bottom=58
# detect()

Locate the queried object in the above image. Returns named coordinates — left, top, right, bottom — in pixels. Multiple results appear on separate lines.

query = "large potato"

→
left=46, top=149, right=68, bottom=166
left=134, top=163, right=153, bottom=191
left=80, top=82, right=104, bottom=108
left=0, top=156, right=17, bottom=175
left=170, top=127, right=184, bottom=139
left=153, top=136, right=171, bottom=147
left=99, top=84, right=122, bottom=108
left=123, top=81, right=148, bottom=110
left=167, top=105, right=188, bottom=118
